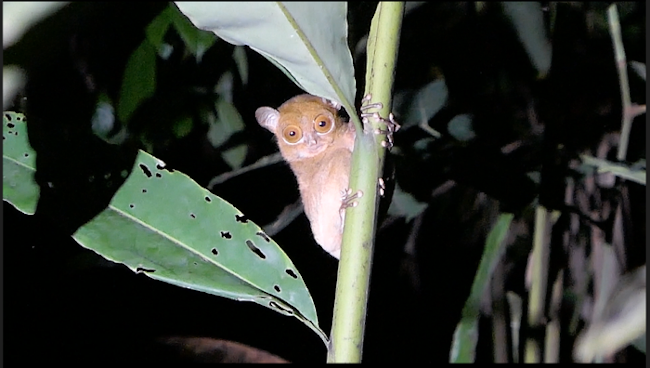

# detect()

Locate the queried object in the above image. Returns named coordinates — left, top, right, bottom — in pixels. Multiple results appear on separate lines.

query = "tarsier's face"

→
left=277, top=108, right=338, bottom=159
left=255, top=94, right=344, bottom=162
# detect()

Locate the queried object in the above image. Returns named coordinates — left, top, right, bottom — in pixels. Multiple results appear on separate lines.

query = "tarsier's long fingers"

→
left=359, top=94, right=401, bottom=149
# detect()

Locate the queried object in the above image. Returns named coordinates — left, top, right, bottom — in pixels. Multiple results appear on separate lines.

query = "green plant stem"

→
left=327, top=2, right=403, bottom=363
left=607, top=4, right=633, bottom=162
left=450, top=213, right=514, bottom=362
left=525, top=206, right=554, bottom=363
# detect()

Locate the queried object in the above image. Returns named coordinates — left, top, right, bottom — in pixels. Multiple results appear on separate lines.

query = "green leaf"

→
left=232, top=46, right=249, bottom=86
left=395, top=80, right=448, bottom=129
left=174, top=2, right=356, bottom=108
left=168, top=3, right=217, bottom=62
left=222, top=144, right=248, bottom=170
left=145, top=5, right=173, bottom=57
left=448, top=114, right=476, bottom=142
left=173, top=115, right=194, bottom=139
left=72, top=150, right=325, bottom=343
left=208, top=98, right=245, bottom=148
left=387, top=183, right=428, bottom=222
left=450, top=213, right=514, bottom=363
left=117, top=41, right=157, bottom=123
left=3, top=112, right=326, bottom=344
left=3, top=111, right=39, bottom=215
left=580, top=155, right=646, bottom=185
left=629, top=61, right=646, bottom=81
left=502, top=2, right=552, bottom=78
left=3, top=65, right=25, bottom=109
left=3, top=2, right=69, bottom=48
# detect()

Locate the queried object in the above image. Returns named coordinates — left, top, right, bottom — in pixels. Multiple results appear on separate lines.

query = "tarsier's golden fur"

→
left=256, top=94, right=355, bottom=259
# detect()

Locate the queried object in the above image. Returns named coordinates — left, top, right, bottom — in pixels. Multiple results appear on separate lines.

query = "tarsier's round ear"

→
left=255, top=107, right=280, bottom=132
left=321, top=97, right=342, bottom=111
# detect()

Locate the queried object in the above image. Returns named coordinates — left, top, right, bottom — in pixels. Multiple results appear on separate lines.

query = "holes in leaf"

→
left=155, top=162, right=174, bottom=172
left=139, top=164, right=152, bottom=178
left=205, top=196, right=212, bottom=203
left=235, top=214, right=248, bottom=223
left=285, top=269, right=298, bottom=279
left=246, top=240, right=266, bottom=259
left=23, top=153, right=29, bottom=158
left=155, top=173, right=162, bottom=178
left=193, top=262, right=198, bottom=266
left=4, top=113, right=12, bottom=121
left=142, top=189, right=147, bottom=193
left=190, top=213, right=196, bottom=219
left=7, top=122, right=14, bottom=128
left=211, top=248, right=219, bottom=256
left=136, top=267, right=155, bottom=273
left=256, top=231, right=270, bottom=242
left=13, top=131, right=18, bottom=136
left=129, top=204, right=135, bottom=209
left=274, top=285, right=281, bottom=293
left=220, top=231, right=232, bottom=239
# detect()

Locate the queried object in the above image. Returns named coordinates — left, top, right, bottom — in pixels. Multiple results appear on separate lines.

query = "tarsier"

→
left=256, top=94, right=398, bottom=259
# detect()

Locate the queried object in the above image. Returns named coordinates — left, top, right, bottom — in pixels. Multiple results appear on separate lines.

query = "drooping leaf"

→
left=145, top=5, right=174, bottom=57
left=71, top=150, right=324, bottom=342
left=117, top=41, right=157, bottom=123
left=450, top=213, right=514, bottom=363
left=173, top=2, right=355, bottom=109
left=232, top=46, right=249, bottom=86
left=168, top=3, right=217, bottom=62
left=394, top=79, right=448, bottom=129
left=3, top=111, right=38, bottom=215
left=502, top=2, right=552, bottom=78
left=208, top=97, right=245, bottom=148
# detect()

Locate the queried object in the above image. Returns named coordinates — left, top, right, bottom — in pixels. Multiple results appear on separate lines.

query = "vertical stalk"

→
left=525, top=206, right=551, bottom=362
left=607, top=4, right=632, bottom=162
left=327, top=2, right=403, bottom=363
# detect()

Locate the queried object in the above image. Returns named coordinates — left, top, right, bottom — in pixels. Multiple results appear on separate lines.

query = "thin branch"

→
left=607, top=4, right=634, bottom=162
left=207, top=152, right=283, bottom=189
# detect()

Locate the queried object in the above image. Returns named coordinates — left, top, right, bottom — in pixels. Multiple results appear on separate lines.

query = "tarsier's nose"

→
left=306, top=134, right=318, bottom=146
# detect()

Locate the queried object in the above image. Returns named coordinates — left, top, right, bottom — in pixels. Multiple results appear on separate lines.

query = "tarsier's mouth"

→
left=303, top=144, right=327, bottom=157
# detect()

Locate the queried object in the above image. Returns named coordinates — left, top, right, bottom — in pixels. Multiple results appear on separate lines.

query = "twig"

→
left=607, top=4, right=635, bottom=162
left=207, top=152, right=283, bottom=189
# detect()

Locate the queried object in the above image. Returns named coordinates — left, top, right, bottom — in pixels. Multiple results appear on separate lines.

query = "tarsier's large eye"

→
left=313, top=114, right=334, bottom=134
left=282, top=125, right=303, bottom=144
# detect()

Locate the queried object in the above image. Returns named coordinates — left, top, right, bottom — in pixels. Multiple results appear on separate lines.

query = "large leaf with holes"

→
left=3, top=112, right=39, bottom=215
left=173, top=2, right=355, bottom=108
left=74, top=151, right=324, bottom=342
left=2, top=111, right=325, bottom=344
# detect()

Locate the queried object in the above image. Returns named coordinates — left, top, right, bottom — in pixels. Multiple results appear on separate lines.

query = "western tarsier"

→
left=255, top=94, right=398, bottom=259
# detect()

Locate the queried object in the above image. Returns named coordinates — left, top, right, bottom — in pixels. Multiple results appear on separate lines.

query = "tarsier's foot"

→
left=359, top=94, right=401, bottom=149
left=340, top=188, right=364, bottom=210
left=339, top=188, right=364, bottom=228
